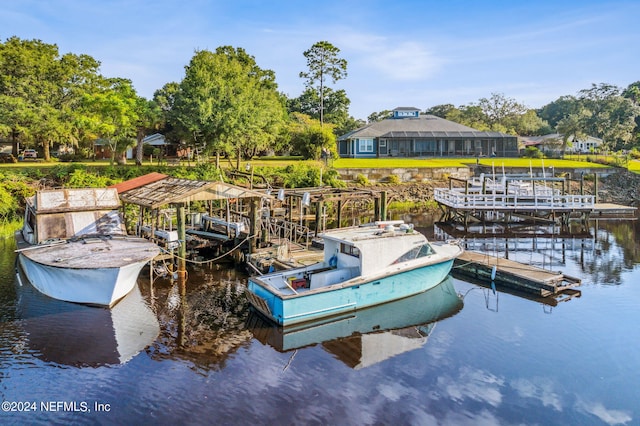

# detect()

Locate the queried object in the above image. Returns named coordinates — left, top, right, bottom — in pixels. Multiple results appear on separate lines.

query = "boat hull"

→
left=247, top=258, right=455, bottom=326
left=18, top=254, right=150, bottom=307
left=249, top=275, right=463, bottom=352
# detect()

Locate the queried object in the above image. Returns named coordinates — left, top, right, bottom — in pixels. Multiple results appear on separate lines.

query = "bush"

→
left=522, top=147, right=543, bottom=159
left=387, top=174, right=401, bottom=185
left=66, top=169, right=116, bottom=188
left=354, top=173, right=370, bottom=186
left=253, top=164, right=345, bottom=188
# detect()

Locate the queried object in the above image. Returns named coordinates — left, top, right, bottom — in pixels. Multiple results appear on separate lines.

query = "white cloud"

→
left=511, top=377, right=563, bottom=411
left=437, top=366, right=504, bottom=407
left=575, top=399, right=633, bottom=426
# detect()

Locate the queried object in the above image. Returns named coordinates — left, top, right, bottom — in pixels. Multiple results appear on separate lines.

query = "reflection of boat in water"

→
left=248, top=276, right=462, bottom=368
left=15, top=266, right=159, bottom=367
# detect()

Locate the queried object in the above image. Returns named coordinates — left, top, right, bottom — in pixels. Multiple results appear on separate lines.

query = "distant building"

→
left=94, top=134, right=177, bottom=160
left=520, top=133, right=603, bottom=155
left=338, top=107, right=518, bottom=158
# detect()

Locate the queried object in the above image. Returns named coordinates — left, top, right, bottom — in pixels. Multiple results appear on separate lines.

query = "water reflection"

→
left=145, top=266, right=253, bottom=369
left=433, top=220, right=638, bottom=286
left=249, top=276, right=463, bottom=369
left=14, top=266, right=159, bottom=367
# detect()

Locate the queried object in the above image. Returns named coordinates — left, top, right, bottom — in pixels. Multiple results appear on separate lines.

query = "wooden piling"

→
left=176, top=203, right=187, bottom=281
left=380, top=191, right=387, bottom=221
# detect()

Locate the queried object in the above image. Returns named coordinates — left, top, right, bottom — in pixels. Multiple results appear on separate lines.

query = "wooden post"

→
left=380, top=191, right=388, bottom=221
left=594, top=173, right=598, bottom=203
left=314, top=200, right=322, bottom=237
left=177, top=203, right=187, bottom=282
left=337, top=200, right=342, bottom=228
left=250, top=197, right=259, bottom=253
left=374, top=196, right=380, bottom=222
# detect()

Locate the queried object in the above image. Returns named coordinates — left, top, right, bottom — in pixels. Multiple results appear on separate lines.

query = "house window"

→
left=359, top=139, right=374, bottom=152
left=380, top=140, right=387, bottom=147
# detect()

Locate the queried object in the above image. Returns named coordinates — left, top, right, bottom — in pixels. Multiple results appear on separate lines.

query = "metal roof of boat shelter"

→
left=113, top=175, right=270, bottom=209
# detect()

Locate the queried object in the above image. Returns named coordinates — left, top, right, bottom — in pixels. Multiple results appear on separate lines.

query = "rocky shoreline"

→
left=370, top=169, right=640, bottom=207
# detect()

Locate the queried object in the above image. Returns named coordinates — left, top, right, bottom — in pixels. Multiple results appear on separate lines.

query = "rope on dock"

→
left=158, top=234, right=256, bottom=265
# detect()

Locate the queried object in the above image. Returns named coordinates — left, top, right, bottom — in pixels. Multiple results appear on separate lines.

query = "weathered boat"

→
left=248, top=276, right=463, bottom=368
left=16, top=188, right=160, bottom=306
left=246, top=221, right=463, bottom=326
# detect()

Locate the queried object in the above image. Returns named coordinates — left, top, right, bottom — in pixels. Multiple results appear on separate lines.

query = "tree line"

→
left=1, top=35, right=638, bottom=164
left=0, top=37, right=358, bottom=164
left=370, top=84, right=640, bottom=153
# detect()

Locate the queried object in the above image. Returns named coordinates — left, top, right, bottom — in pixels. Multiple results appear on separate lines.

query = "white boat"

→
left=247, top=220, right=463, bottom=326
left=16, top=188, right=160, bottom=306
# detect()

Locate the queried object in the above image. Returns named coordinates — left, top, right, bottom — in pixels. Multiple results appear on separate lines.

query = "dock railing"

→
left=434, top=188, right=595, bottom=210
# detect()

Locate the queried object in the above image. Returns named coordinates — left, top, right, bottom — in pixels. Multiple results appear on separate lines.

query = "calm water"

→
left=1, top=217, right=639, bottom=425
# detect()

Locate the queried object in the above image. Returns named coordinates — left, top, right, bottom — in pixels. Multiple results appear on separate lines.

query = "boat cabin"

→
left=321, top=222, right=433, bottom=278
left=256, top=222, right=437, bottom=295
left=22, top=188, right=126, bottom=245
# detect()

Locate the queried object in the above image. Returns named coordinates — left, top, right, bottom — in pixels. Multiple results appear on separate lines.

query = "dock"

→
left=453, top=250, right=581, bottom=298
left=434, top=174, right=636, bottom=225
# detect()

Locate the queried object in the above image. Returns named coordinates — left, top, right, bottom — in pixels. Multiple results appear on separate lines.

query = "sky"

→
left=1, top=0, right=639, bottom=120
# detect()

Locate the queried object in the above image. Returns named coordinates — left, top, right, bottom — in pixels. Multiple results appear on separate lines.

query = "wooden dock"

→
left=453, top=250, right=581, bottom=298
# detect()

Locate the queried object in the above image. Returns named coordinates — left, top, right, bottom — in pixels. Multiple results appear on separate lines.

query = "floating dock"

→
left=453, top=250, right=581, bottom=298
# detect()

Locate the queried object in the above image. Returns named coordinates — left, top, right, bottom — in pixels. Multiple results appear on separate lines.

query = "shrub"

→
left=522, top=147, right=543, bottom=159
left=387, top=174, right=401, bottom=185
left=354, top=173, right=370, bottom=186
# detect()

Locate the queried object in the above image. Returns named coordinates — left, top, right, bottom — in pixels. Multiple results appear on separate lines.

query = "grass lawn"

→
left=0, top=157, right=612, bottom=171
left=331, top=157, right=609, bottom=169
left=628, top=159, right=640, bottom=173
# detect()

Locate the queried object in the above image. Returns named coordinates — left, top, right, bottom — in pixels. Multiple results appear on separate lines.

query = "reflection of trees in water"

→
left=574, top=220, right=638, bottom=286
left=139, top=266, right=253, bottom=369
left=0, top=238, right=18, bottom=313
left=597, top=220, right=640, bottom=268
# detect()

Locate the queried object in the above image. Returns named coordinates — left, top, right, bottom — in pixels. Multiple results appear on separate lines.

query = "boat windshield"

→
left=392, top=243, right=434, bottom=264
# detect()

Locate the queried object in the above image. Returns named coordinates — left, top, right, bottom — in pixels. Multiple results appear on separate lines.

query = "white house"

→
left=125, top=133, right=168, bottom=159
left=520, top=133, right=603, bottom=154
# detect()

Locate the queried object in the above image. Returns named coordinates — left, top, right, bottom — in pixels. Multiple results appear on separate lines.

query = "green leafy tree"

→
left=477, top=92, right=528, bottom=132
left=80, top=78, right=140, bottom=165
left=299, top=41, right=348, bottom=127
left=288, top=112, right=337, bottom=160
left=622, top=81, right=640, bottom=144
left=425, top=104, right=456, bottom=118
left=579, top=83, right=640, bottom=150
left=537, top=95, right=582, bottom=128
left=367, top=110, right=392, bottom=123
left=556, top=110, right=590, bottom=153
left=507, top=109, right=552, bottom=136
left=0, top=37, right=101, bottom=160
left=446, top=105, right=491, bottom=131
left=133, top=98, right=162, bottom=165
left=172, top=47, right=286, bottom=168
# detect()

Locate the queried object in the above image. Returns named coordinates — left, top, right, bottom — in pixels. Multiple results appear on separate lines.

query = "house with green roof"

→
left=338, top=107, right=518, bottom=158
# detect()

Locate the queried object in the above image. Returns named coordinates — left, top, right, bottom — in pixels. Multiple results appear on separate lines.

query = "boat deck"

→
left=19, top=236, right=160, bottom=268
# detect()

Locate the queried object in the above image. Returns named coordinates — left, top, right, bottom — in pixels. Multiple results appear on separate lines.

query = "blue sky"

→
left=2, top=0, right=638, bottom=120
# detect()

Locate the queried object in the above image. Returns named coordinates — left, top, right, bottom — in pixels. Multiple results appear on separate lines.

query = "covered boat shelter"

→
left=111, top=174, right=271, bottom=278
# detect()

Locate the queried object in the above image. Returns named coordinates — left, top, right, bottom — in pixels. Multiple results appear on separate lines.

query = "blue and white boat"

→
left=246, top=221, right=463, bottom=326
